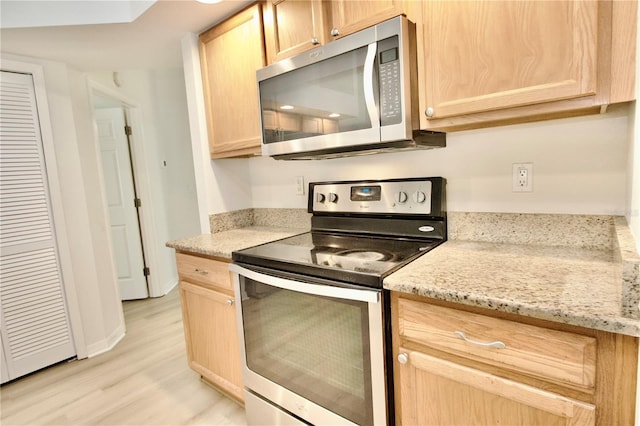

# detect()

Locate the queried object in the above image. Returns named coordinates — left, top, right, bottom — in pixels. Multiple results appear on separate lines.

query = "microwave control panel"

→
left=379, top=36, right=402, bottom=126
left=311, top=179, right=433, bottom=215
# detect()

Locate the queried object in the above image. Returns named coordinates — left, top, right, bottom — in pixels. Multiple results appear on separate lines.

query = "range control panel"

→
left=310, top=178, right=438, bottom=215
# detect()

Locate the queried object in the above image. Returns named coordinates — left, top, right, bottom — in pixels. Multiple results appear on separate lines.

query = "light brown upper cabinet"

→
left=199, top=3, right=265, bottom=158
left=419, top=0, right=637, bottom=131
left=264, top=0, right=405, bottom=63
left=328, top=0, right=404, bottom=39
left=263, top=0, right=328, bottom=63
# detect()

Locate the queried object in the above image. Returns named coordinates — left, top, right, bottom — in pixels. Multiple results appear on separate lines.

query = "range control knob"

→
left=316, top=193, right=326, bottom=203
left=396, top=191, right=408, bottom=203
left=328, top=193, right=338, bottom=203
left=413, top=191, right=427, bottom=203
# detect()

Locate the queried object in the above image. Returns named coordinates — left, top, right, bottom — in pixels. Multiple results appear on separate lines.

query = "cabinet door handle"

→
left=193, top=268, right=209, bottom=275
left=397, top=353, right=409, bottom=364
left=454, top=331, right=506, bottom=349
left=311, top=37, right=319, bottom=45
left=330, top=28, right=340, bottom=37
left=226, top=299, right=234, bottom=306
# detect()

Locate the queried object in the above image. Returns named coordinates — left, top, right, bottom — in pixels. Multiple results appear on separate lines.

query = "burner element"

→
left=335, top=249, right=393, bottom=262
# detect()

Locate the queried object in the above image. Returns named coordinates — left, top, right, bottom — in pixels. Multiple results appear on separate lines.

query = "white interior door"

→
left=0, top=70, right=76, bottom=382
left=95, top=108, right=148, bottom=300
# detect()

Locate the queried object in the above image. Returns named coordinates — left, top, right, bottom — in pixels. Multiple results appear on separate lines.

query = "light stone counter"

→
left=166, top=226, right=307, bottom=259
left=167, top=208, right=310, bottom=259
left=385, top=214, right=640, bottom=337
left=168, top=209, right=640, bottom=336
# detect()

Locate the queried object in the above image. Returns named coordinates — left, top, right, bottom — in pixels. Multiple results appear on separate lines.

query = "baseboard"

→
left=162, top=278, right=179, bottom=296
left=85, top=320, right=126, bottom=358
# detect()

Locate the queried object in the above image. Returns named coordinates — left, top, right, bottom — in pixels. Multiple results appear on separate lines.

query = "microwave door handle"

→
left=363, top=42, right=379, bottom=129
left=229, top=263, right=379, bottom=303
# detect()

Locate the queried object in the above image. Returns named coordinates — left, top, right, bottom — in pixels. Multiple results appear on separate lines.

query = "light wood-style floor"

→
left=1, top=289, right=247, bottom=426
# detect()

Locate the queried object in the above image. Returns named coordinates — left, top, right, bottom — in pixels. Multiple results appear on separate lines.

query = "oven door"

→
left=229, top=263, right=386, bottom=426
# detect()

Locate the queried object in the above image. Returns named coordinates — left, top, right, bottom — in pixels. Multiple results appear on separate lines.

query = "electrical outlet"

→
left=295, top=176, right=305, bottom=195
left=512, top=163, right=533, bottom=192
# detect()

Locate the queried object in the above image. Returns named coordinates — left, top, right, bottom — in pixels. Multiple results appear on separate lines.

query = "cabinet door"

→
left=264, top=0, right=328, bottom=63
left=396, top=349, right=595, bottom=426
left=423, top=1, right=597, bottom=120
left=179, top=281, right=243, bottom=402
left=328, top=0, right=404, bottom=39
left=199, top=4, right=265, bottom=158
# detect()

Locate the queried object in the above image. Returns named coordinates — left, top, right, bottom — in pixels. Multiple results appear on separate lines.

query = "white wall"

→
left=245, top=108, right=629, bottom=216
left=181, top=33, right=252, bottom=230
left=1, top=53, right=124, bottom=357
left=630, top=102, right=640, bottom=253
left=182, top=37, right=629, bottom=220
left=628, top=8, right=640, bottom=253
left=0, top=55, right=200, bottom=357
left=88, top=69, right=201, bottom=293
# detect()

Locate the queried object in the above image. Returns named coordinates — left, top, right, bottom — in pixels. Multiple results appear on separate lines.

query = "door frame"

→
left=1, top=59, right=88, bottom=358
left=87, top=79, right=162, bottom=298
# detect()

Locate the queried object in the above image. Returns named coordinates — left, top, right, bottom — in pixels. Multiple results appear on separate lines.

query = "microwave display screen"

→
left=351, top=186, right=382, bottom=201
left=380, top=48, right=398, bottom=64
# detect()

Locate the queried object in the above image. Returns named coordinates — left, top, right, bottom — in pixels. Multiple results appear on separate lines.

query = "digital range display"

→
left=351, top=185, right=382, bottom=201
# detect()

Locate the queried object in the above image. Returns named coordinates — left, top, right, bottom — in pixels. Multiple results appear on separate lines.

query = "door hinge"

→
left=143, top=267, right=150, bottom=277
left=134, top=198, right=142, bottom=208
left=124, top=125, right=132, bottom=136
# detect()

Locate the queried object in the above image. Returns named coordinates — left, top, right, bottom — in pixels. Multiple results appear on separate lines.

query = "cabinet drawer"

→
left=176, top=252, right=232, bottom=292
left=397, top=298, right=596, bottom=391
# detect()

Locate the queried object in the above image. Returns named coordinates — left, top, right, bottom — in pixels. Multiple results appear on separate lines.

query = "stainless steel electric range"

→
left=230, top=177, right=446, bottom=426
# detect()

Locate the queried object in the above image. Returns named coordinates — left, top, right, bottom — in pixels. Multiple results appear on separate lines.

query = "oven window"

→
left=240, top=278, right=374, bottom=426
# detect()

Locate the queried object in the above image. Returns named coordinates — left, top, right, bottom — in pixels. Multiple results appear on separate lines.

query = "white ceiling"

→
left=0, top=0, right=254, bottom=71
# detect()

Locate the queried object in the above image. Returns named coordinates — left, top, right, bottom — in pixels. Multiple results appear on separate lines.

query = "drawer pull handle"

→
left=454, top=331, right=506, bottom=349
left=194, top=268, right=209, bottom=275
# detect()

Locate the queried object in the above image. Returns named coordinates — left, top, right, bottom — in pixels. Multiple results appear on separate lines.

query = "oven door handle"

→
left=229, top=264, right=380, bottom=303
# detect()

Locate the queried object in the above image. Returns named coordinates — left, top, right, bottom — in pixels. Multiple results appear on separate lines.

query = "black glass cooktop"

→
left=232, top=232, right=443, bottom=288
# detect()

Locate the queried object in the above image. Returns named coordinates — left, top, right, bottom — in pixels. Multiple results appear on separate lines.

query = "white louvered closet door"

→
left=0, top=71, right=76, bottom=383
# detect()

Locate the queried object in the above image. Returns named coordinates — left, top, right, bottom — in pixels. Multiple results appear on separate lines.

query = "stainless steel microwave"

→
left=257, top=16, right=446, bottom=160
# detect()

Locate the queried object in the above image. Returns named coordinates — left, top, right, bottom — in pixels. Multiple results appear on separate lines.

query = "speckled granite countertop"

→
left=166, top=226, right=306, bottom=259
left=385, top=214, right=640, bottom=337
left=167, top=208, right=310, bottom=259
left=168, top=209, right=640, bottom=336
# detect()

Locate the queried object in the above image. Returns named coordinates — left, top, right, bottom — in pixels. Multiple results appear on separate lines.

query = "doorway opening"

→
left=89, top=83, right=159, bottom=300
left=93, top=103, right=149, bottom=300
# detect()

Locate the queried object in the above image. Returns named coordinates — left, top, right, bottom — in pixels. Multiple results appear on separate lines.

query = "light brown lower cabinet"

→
left=392, top=293, right=638, bottom=425
left=176, top=252, right=243, bottom=403
left=397, top=349, right=595, bottom=425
